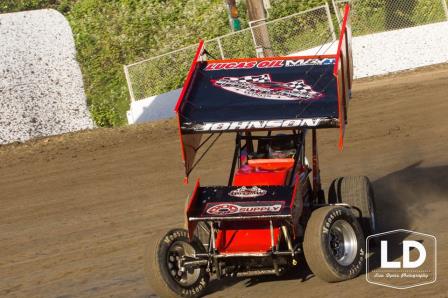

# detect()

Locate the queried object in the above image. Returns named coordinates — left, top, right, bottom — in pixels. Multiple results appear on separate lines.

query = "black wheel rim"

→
left=166, top=241, right=201, bottom=287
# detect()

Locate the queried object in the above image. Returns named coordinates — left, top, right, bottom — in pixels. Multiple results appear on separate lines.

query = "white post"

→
left=442, top=0, right=448, bottom=21
left=217, top=37, right=225, bottom=59
left=123, top=65, right=136, bottom=102
left=332, top=0, right=342, bottom=24
left=249, top=20, right=261, bottom=57
left=255, top=46, right=265, bottom=58
left=325, top=2, right=337, bottom=41
left=248, top=20, right=260, bottom=48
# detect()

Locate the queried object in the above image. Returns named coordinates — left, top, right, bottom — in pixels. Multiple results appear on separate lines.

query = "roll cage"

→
left=228, top=130, right=306, bottom=187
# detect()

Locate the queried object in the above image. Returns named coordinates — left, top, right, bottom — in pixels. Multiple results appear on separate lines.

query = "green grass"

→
left=66, top=0, right=233, bottom=126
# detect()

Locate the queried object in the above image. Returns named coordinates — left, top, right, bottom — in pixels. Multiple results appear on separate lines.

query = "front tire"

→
left=304, top=206, right=365, bottom=282
left=144, top=229, right=209, bottom=298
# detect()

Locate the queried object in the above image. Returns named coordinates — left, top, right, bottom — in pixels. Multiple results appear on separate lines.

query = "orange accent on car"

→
left=247, top=158, right=295, bottom=171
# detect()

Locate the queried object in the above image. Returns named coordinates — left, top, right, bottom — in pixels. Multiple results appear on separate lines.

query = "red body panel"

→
left=174, top=40, right=204, bottom=113
left=216, top=222, right=280, bottom=253
left=233, top=167, right=289, bottom=186
left=216, top=160, right=295, bottom=254
left=334, top=4, right=351, bottom=151
left=216, top=228, right=280, bottom=253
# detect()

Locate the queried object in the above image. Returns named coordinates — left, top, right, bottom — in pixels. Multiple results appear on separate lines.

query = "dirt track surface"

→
left=1, top=64, right=448, bottom=297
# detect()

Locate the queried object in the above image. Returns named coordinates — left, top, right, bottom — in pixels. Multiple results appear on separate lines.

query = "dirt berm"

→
left=1, top=64, right=447, bottom=297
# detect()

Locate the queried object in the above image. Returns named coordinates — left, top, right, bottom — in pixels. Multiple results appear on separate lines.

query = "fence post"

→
left=248, top=20, right=260, bottom=48
left=325, top=2, right=337, bottom=41
left=217, top=37, right=225, bottom=59
left=248, top=20, right=260, bottom=57
left=255, top=46, right=265, bottom=58
left=442, top=0, right=448, bottom=21
left=332, top=0, right=341, bottom=24
left=123, top=65, right=136, bottom=102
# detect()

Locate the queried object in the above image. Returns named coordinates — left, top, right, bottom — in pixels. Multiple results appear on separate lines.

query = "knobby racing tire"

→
left=144, top=228, right=209, bottom=298
left=328, top=176, right=377, bottom=236
left=303, top=206, right=365, bottom=282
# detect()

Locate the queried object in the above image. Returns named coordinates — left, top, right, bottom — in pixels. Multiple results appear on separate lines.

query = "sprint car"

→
left=144, top=5, right=376, bottom=297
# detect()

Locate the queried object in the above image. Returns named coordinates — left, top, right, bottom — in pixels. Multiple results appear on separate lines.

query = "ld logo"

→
left=366, top=229, right=436, bottom=289
left=381, top=240, right=426, bottom=269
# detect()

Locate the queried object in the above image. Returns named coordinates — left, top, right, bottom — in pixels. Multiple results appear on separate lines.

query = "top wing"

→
left=178, top=56, right=339, bottom=133
left=175, top=4, right=353, bottom=181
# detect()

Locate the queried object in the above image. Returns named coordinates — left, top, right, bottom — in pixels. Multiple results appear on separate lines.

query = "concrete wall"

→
left=128, top=21, right=447, bottom=124
left=352, top=21, right=448, bottom=78
left=0, top=9, right=94, bottom=144
left=126, top=88, right=181, bottom=124
left=292, top=21, right=448, bottom=78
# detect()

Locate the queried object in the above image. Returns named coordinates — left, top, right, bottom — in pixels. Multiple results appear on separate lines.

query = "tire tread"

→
left=329, top=176, right=375, bottom=235
left=144, top=229, right=179, bottom=298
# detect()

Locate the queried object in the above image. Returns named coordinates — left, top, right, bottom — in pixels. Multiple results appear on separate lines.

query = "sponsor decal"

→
left=206, top=204, right=239, bottom=215
left=205, top=202, right=283, bottom=216
left=184, top=118, right=324, bottom=132
left=211, top=74, right=321, bottom=101
left=228, top=186, right=267, bottom=198
left=366, top=229, right=437, bottom=289
left=204, top=58, right=335, bottom=71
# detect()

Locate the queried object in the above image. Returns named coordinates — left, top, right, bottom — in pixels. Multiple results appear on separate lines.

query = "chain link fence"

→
left=124, top=45, right=198, bottom=102
left=250, top=5, right=336, bottom=57
left=125, top=0, right=448, bottom=102
left=124, top=4, right=335, bottom=102
left=333, top=0, right=448, bottom=36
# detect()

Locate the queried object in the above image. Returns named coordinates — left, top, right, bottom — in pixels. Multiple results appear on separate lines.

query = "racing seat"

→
left=233, top=158, right=295, bottom=186
left=234, top=136, right=297, bottom=186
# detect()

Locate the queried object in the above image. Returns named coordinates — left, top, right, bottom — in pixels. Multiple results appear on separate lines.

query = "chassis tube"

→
left=281, top=225, right=294, bottom=254
left=228, top=134, right=240, bottom=186
left=312, top=129, right=322, bottom=201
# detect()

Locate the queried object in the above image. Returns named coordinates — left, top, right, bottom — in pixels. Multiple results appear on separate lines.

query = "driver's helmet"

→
left=268, top=136, right=296, bottom=159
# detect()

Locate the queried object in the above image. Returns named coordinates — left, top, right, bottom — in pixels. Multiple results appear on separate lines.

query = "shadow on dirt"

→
left=372, top=161, right=448, bottom=232
left=366, top=161, right=447, bottom=272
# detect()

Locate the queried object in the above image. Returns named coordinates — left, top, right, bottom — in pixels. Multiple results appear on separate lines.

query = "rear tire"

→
left=328, top=176, right=376, bottom=236
left=144, top=229, right=209, bottom=298
left=304, top=206, right=365, bottom=282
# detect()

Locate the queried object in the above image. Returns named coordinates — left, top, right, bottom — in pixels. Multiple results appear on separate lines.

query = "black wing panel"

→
left=178, top=57, right=339, bottom=132
left=187, top=186, right=293, bottom=221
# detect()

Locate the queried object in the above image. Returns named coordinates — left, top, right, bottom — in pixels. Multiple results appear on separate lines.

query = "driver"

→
left=268, top=136, right=296, bottom=159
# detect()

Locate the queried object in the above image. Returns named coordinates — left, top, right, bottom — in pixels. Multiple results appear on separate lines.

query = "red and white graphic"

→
left=206, top=204, right=240, bottom=215
left=206, top=202, right=283, bottom=216
left=211, top=74, right=322, bottom=101
left=228, top=186, right=267, bottom=198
